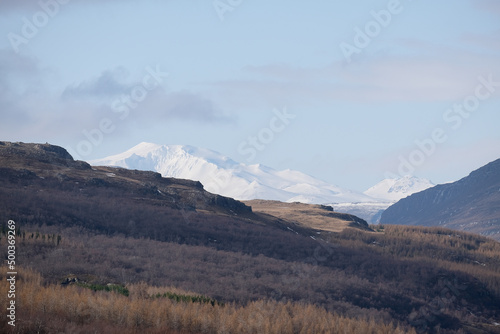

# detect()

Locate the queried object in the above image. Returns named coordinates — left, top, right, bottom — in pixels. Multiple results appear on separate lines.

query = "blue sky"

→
left=1, top=0, right=499, bottom=191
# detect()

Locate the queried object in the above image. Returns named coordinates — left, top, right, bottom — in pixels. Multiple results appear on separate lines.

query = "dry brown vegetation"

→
left=0, top=267, right=414, bottom=334
left=244, top=200, right=371, bottom=233
left=330, top=225, right=500, bottom=296
left=2, top=224, right=500, bottom=333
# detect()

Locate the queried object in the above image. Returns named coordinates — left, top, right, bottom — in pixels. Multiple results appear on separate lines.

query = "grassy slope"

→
left=244, top=200, right=372, bottom=233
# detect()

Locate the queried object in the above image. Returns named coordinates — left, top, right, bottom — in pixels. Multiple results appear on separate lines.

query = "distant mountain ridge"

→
left=91, top=142, right=436, bottom=222
left=381, top=158, right=500, bottom=241
left=91, top=142, right=376, bottom=204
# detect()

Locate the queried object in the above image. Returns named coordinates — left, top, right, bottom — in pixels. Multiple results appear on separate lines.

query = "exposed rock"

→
left=0, top=141, right=91, bottom=170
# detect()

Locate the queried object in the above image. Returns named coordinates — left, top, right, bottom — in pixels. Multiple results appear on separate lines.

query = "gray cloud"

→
left=62, top=67, right=133, bottom=100
left=0, top=50, right=232, bottom=145
left=0, top=49, right=45, bottom=129
left=0, top=49, right=40, bottom=87
left=60, top=67, right=231, bottom=122
left=129, top=89, right=234, bottom=123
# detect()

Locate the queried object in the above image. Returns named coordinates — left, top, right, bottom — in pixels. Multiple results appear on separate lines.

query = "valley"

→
left=1, top=141, right=500, bottom=333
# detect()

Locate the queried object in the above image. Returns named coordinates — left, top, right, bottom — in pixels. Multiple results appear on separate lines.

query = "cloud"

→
left=0, top=48, right=106, bottom=137
left=0, top=49, right=47, bottom=130
left=0, top=49, right=41, bottom=91
left=0, top=50, right=232, bottom=145
left=62, top=67, right=133, bottom=100
left=60, top=67, right=232, bottom=123
left=139, top=90, right=233, bottom=123
left=210, top=45, right=500, bottom=106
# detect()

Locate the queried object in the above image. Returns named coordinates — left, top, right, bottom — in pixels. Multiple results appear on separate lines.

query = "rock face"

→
left=0, top=141, right=90, bottom=169
left=380, top=158, right=500, bottom=241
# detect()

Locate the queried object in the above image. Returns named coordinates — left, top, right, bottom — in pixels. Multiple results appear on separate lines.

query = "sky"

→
left=1, top=0, right=500, bottom=191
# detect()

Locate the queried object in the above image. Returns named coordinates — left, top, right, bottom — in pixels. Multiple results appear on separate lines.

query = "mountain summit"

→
left=364, top=175, right=435, bottom=202
left=91, top=142, right=376, bottom=204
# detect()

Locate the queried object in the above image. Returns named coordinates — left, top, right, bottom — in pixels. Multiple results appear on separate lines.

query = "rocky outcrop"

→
left=0, top=141, right=91, bottom=169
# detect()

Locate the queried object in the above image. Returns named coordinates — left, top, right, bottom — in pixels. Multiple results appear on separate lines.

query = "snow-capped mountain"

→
left=90, top=142, right=375, bottom=204
left=90, top=143, right=437, bottom=223
left=364, top=176, right=435, bottom=202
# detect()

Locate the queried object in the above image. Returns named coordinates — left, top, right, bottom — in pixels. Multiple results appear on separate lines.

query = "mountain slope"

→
left=381, top=158, right=500, bottom=241
left=91, top=142, right=375, bottom=204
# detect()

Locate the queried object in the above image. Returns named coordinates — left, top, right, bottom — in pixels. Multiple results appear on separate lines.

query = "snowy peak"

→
left=96, top=142, right=238, bottom=169
left=90, top=142, right=375, bottom=204
left=364, top=176, right=435, bottom=202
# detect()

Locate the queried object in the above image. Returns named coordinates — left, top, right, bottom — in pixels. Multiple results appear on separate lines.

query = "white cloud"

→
left=210, top=45, right=500, bottom=106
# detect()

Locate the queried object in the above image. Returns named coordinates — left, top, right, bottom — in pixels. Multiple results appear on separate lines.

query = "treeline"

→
left=76, top=282, right=130, bottom=297
left=74, top=281, right=221, bottom=305
left=0, top=223, right=62, bottom=246
left=0, top=267, right=415, bottom=334
left=331, top=225, right=500, bottom=296
left=3, top=225, right=500, bottom=333
left=0, top=181, right=320, bottom=263
left=151, top=291, right=223, bottom=307
left=0, top=223, right=62, bottom=245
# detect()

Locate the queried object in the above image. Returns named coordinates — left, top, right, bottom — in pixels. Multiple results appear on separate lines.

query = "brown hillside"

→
left=245, top=200, right=372, bottom=233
